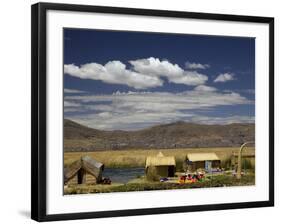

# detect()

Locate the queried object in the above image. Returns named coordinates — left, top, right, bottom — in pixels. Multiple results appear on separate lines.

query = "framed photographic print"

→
left=31, top=2, right=274, bottom=222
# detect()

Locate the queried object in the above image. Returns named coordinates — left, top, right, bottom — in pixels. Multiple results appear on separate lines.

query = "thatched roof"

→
left=145, top=152, right=176, bottom=168
left=64, top=156, right=104, bottom=183
left=187, top=152, right=219, bottom=162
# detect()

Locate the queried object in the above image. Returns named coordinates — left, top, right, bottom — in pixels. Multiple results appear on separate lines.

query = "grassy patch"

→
left=64, top=174, right=255, bottom=194
left=64, top=147, right=255, bottom=169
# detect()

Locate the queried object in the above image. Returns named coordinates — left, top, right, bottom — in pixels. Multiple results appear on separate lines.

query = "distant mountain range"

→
left=64, top=119, right=255, bottom=152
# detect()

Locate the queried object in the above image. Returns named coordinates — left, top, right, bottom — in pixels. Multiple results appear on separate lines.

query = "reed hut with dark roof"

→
left=64, top=155, right=104, bottom=185
left=145, top=152, right=176, bottom=177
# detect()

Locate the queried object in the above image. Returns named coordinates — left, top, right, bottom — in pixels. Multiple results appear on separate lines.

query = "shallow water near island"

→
left=103, top=167, right=145, bottom=183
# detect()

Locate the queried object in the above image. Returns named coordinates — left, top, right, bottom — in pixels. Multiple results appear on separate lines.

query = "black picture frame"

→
left=31, top=2, right=274, bottom=222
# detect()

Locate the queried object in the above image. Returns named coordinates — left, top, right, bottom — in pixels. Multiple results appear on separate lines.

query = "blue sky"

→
left=63, top=28, right=255, bottom=130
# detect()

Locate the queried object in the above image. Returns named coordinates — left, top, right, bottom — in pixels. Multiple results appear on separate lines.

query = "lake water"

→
left=103, top=167, right=145, bottom=183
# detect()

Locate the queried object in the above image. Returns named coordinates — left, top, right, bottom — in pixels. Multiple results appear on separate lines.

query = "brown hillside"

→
left=64, top=119, right=255, bottom=151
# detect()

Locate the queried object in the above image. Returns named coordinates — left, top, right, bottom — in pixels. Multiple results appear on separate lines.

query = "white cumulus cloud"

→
left=194, top=85, right=217, bottom=92
left=64, top=89, right=253, bottom=130
left=129, top=57, right=208, bottom=86
left=64, top=61, right=163, bottom=89
left=185, top=61, right=210, bottom=70
left=214, top=73, right=235, bottom=83
left=64, top=57, right=209, bottom=89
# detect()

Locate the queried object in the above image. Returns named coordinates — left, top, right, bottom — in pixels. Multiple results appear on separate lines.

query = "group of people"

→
left=179, top=172, right=205, bottom=184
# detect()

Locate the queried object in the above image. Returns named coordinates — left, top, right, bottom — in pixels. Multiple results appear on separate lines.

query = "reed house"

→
left=64, top=155, right=104, bottom=185
left=185, top=152, right=221, bottom=172
left=145, top=152, right=176, bottom=178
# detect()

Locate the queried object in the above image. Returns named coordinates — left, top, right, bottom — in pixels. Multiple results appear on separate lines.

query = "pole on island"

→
left=236, top=141, right=254, bottom=179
